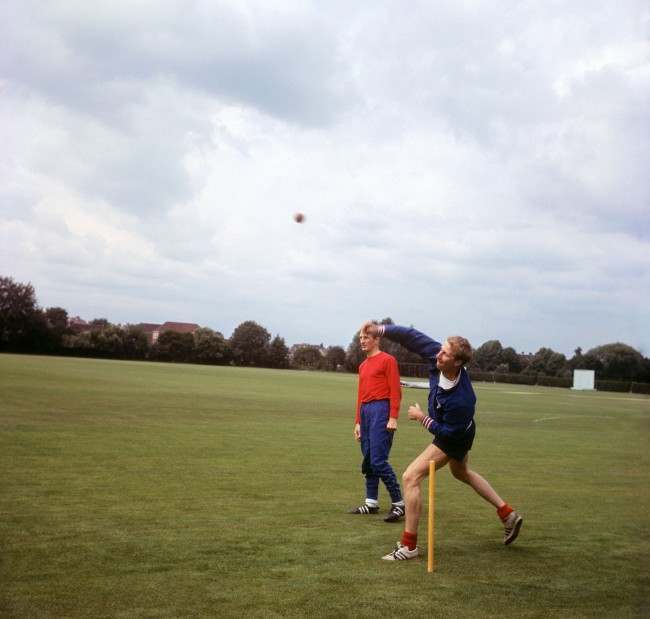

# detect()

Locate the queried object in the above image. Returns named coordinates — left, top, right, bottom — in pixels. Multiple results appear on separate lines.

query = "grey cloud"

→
left=4, top=86, right=203, bottom=217
left=2, top=2, right=348, bottom=127
left=1, top=2, right=351, bottom=221
left=348, top=1, right=649, bottom=150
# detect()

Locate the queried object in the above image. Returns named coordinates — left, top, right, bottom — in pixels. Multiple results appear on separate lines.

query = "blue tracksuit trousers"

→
left=359, top=400, right=402, bottom=503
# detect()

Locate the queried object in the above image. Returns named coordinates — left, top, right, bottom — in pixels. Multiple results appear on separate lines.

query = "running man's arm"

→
left=369, top=324, right=441, bottom=365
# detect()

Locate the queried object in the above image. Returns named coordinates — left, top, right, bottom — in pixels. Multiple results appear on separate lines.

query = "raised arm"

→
left=362, top=322, right=441, bottom=366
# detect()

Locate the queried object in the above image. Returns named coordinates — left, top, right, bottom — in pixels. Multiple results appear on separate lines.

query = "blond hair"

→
left=447, top=336, right=473, bottom=366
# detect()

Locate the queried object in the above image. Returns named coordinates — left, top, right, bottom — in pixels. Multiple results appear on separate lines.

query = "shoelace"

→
left=504, top=518, right=517, bottom=533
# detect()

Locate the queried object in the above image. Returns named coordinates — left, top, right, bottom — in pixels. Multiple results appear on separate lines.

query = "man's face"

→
left=436, top=340, right=460, bottom=374
left=359, top=331, right=379, bottom=353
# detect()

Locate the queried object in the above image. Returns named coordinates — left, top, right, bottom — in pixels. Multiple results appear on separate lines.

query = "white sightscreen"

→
left=572, top=369, right=595, bottom=390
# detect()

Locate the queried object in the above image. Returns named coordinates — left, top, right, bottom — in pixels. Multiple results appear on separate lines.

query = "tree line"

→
left=0, top=276, right=345, bottom=370
left=471, top=339, right=650, bottom=383
left=2, top=275, right=649, bottom=384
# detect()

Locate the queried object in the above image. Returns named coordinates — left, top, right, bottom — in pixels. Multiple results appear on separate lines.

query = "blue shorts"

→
left=433, top=421, right=476, bottom=461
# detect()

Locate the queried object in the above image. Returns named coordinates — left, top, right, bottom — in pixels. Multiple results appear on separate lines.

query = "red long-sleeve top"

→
left=356, top=351, right=401, bottom=424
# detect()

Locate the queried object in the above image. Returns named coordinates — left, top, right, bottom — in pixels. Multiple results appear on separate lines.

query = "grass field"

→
left=1, top=354, right=649, bottom=618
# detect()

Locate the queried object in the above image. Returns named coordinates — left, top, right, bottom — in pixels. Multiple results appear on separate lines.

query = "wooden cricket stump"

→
left=428, top=460, right=435, bottom=572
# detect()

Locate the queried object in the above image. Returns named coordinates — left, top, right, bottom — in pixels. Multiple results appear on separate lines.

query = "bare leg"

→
left=402, top=444, right=449, bottom=533
left=448, top=456, right=504, bottom=508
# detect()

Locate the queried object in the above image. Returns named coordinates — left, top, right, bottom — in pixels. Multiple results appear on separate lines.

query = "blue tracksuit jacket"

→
left=382, top=325, right=476, bottom=440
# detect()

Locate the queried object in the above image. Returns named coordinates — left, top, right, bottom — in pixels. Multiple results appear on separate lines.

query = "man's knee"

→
left=450, top=464, right=470, bottom=483
left=370, top=456, right=389, bottom=473
left=402, top=467, right=419, bottom=487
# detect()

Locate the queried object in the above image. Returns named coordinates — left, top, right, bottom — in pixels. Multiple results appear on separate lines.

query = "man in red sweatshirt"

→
left=349, top=326, right=405, bottom=523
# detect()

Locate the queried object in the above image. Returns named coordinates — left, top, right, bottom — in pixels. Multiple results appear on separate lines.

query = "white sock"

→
left=365, top=498, right=379, bottom=507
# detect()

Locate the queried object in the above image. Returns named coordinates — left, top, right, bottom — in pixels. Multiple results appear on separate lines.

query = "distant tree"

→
left=473, top=340, right=503, bottom=371
left=568, top=347, right=584, bottom=371
left=577, top=351, right=603, bottom=374
left=268, top=335, right=290, bottom=369
left=639, top=357, right=650, bottom=383
left=43, top=307, right=69, bottom=350
left=0, top=276, right=43, bottom=350
left=121, top=324, right=149, bottom=360
left=323, top=345, right=346, bottom=371
left=45, top=306, right=68, bottom=332
left=61, top=324, right=125, bottom=357
left=62, top=330, right=93, bottom=354
left=523, top=347, right=568, bottom=377
left=345, top=331, right=364, bottom=372
left=91, top=324, right=126, bottom=357
left=546, top=349, right=568, bottom=377
left=89, top=318, right=110, bottom=331
left=292, top=345, right=323, bottom=370
left=193, top=327, right=229, bottom=365
left=500, top=346, right=524, bottom=373
left=229, top=320, right=271, bottom=366
left=151, top=330, right=195, bottom=362
left=28, top=310, right=50, bottom=352
left=582, top=343, right=645, bottom=381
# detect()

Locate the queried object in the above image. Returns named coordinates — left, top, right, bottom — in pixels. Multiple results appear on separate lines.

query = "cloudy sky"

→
left=2, top=1, right=649, bottom=356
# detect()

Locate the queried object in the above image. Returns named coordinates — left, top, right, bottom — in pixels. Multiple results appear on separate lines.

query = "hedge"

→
left=631, top=382, right=650, bottom=395
left=536, top=375, right=572, bottom=388
left=400, top=363, right=650, bottom=394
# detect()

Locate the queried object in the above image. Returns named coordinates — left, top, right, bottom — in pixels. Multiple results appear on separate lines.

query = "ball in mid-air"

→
left=293, top=212, right=305, bottom=223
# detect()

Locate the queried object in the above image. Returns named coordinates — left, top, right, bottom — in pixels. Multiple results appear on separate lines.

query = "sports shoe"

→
left=348, top=504, right=379, bottom=514
left=384, top=504, right=405, bottom=522
left=503, top=511, right=523, bottom=545
left=382, top=542, right=419, bottom=561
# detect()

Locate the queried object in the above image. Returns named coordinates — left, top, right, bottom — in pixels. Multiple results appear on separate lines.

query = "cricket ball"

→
left=293, top=212, right=305, bottom=223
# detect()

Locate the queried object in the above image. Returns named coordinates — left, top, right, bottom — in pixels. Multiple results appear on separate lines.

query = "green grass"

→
left=1, top=354, right=649, bottom=618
